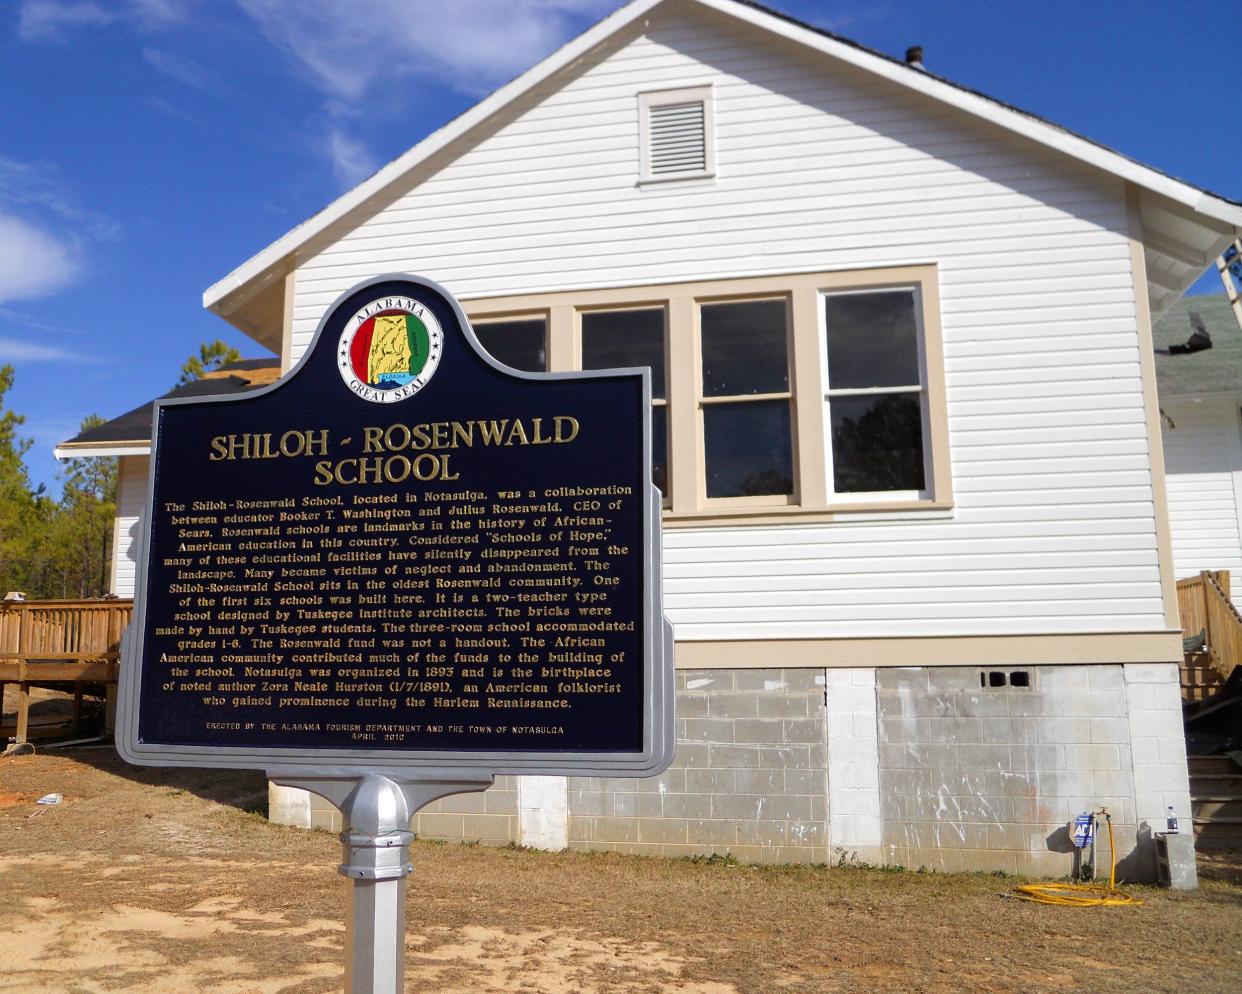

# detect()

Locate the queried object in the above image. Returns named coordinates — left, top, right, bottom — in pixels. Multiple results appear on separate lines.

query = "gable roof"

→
left=204, top=0, right=1242, bottom=348
left=1154, top=295, right=1242, bottom=397
left=54, top=358, right=280, bottom=458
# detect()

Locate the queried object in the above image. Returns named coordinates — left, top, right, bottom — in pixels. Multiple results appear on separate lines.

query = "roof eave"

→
left=703, top=0, right=1242, bottom=225
left=204, top=0, right=1242, bottom=334
left=202, top=0, right=666, bottom=327
left=54, top=441, right=151, bottom=460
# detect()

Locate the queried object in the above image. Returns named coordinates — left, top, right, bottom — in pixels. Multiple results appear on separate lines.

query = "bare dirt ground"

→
left=0, top=723, right=1240, bottom=991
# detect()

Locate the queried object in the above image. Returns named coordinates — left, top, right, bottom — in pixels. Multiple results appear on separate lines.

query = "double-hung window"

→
left=472, top=315, right=547, bottom=372
left=581, top=307, right=669, bottom=496
left=462, top=265, right=948, bottom=525
left=822, top=289, right=929, bottom=499
left=699, top=298, right=794, bottom=501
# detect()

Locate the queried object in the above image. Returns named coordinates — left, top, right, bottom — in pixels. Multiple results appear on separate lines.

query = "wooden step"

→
left=1190, top=778, right=1242, bottom=801
left=1179, top=665, right=1224, bottom=700
left=1192, top=798, right=1242, bottom=820
left=1188, top=755, right=1242, bottom=776
left=1192, top=818, right=1242, bottom=849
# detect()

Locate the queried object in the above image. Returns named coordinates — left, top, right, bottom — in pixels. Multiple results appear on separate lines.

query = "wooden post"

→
left=1197, top=574, right=1207, bottom=651
left=13, top=607, right=32, bottom=745
left=72, top=681, right=84, bottom=735
left=15, top=680, right=30, bottom=745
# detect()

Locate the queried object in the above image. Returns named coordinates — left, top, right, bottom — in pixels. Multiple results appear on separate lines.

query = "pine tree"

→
left=47, top=415, right=117, bottom=598
left=0, top=364, right=50, bottom=596
left=178, top=339, right=241, bottom=385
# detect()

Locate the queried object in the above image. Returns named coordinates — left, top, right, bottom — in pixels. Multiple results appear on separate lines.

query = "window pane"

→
left=474, top=319, right=546, bottom=372
left=701, top=299, right=788, bottom=397
left=703, top=400, right=793, bottom=498
left=652, top=405, right=668, bottom=496
left=824, top=291, right=920, bottom=389
left=829, top=393, right=925, bottom=493
left=582, top=308, right=666, bottom=399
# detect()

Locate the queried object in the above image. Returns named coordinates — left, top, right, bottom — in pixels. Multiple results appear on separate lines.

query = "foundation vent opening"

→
left=979, top=669, right=1034, bottom=689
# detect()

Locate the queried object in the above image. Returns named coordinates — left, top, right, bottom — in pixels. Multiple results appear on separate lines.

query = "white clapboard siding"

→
left=111, top=455, right=149, bottom=598
left=289, top=6, right=1164, bottom=640
left=1162, top=398, right=1242, bottom=578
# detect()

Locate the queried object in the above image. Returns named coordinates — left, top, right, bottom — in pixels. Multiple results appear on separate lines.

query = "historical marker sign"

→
left=117, top=275, right=673, bottom=778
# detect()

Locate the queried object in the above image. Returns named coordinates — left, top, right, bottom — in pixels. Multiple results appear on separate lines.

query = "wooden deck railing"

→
left=1176, top=571, right=1242, bottom=683
left=0, top=598, right=133, bottom=745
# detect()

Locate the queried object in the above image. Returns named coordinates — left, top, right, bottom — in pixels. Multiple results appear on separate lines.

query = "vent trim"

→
left=639, top=85, right=715, bottom=184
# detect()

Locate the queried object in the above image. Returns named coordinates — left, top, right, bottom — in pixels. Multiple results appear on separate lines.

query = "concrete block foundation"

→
left=265, top=661, right=1194, bottom=882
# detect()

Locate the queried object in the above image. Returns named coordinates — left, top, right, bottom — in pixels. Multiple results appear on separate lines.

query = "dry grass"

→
left=0, top=749, right=1239, bottom=993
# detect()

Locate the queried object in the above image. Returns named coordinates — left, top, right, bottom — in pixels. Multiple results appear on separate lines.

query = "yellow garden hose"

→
left=1012, top=812, right=1143, bottom=907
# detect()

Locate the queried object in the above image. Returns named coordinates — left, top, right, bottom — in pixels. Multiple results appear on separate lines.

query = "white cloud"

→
left=0, top=215, right=80, bottom=305
left=0, top=157, right=113, bottom=309
left=143, top=95, right=200, bottom=123
left=327, top=129, right=377, bottom=187
left=0, top=338, right=79, bottom=362
left=235, top=1, right=614, bottom=190
left=127, top=0, right=189, bottom=24
left=235, top=0, right=617, bottom=99
left=20, top=1, right=619, bottom=198
left=17, top=0, right=187, bottom=41
left=23, top=414, right=95, bottom=482
left=0, top=306, right=85, bottom=336
left=17, top=1, right=113, bottom=41
left=142, top=46, right=217, bottom=91
left=0, top=155, right=120, bottom=241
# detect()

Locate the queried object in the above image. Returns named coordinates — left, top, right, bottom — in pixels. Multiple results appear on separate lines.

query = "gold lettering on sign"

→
left=210, top=430, right=330, bottom=461
left=156, top=403, right=638, bottom=750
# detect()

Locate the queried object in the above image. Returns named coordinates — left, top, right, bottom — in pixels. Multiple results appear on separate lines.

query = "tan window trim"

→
left=461, top=265, right=952, bottom=526
left=699, top=391, right=791, bottom=405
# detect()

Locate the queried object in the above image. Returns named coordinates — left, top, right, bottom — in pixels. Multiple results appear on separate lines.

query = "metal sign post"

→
left=116, top=275, right=674, bottom=992
left=270, top=773, right=491, bottom=994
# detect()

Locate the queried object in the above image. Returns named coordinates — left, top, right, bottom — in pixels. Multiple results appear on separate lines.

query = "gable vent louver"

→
left=648, top=100, right=706, bottom=176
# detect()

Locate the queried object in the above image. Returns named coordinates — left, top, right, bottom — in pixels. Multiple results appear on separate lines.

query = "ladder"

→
left=1219, top=236, right=1242, bottom=333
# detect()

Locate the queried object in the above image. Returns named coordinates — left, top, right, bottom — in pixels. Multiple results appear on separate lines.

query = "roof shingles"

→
left=1153, top=296, right=1242, bottom=397
left=60, top=359, right=279, bottom=448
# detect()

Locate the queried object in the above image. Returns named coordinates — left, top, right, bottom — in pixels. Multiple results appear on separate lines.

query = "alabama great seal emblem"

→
left=337, top=294, right=443, bottom=403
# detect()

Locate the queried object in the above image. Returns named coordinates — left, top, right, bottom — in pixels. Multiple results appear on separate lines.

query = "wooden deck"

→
left=0, top=599, right=132, bottom=747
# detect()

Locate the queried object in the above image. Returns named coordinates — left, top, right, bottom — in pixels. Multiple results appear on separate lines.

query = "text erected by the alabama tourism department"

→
left=140, top=415, right=645, bottom=752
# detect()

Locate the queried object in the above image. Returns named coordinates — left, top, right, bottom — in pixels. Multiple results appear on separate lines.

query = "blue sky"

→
left=2, top=0, right=1239, bottom=495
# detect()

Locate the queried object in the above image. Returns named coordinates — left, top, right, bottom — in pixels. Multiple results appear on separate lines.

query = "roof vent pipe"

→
left=905, top=45, right=925, bottom=70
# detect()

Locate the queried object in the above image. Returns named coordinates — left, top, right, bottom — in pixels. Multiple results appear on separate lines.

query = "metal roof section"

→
left=54, top=359, right=280, bottom=459
left=1153, top=295, right=1242, bottom=398
left=203, top=0, right=1241, bottom=341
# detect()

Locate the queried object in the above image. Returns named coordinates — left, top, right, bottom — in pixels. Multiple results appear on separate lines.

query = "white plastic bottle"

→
left=1166, top=805, right=1179, bottom=834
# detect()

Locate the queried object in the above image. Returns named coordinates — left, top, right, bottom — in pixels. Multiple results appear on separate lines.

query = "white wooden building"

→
left=60, top=0, right=1242, bottom=877
left=1156, top=296, right=1242, bottom=580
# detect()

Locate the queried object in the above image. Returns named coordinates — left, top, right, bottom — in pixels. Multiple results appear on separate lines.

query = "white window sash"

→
left=821, top=287, right=933, bottom=502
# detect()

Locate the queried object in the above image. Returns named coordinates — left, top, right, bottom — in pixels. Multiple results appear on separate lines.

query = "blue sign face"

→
left=1071, top=813, right=1095, bottom=849
left=118, top=276, right=672, bottom=773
